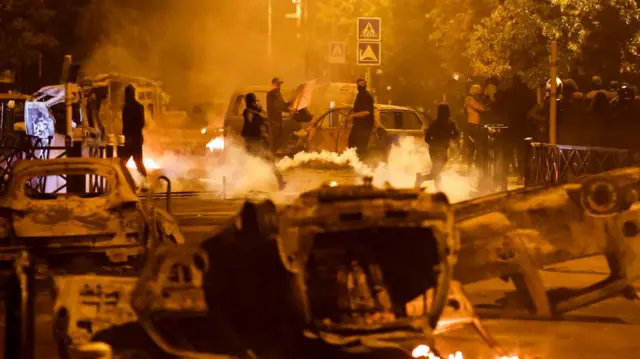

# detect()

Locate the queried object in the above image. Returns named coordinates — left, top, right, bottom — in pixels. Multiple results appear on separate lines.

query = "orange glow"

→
left=126, top=157, right=161, bottom=170
left=206, top=136, right=225, bottom=151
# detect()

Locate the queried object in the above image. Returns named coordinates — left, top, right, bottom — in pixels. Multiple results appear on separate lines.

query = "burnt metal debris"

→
left=0, top=157, right=184, bottom=273
left=8, top=167, right=640, bottom=358
left=128, top=184, right=461, bottom=359
left=453, top=166, right=640, bottom=317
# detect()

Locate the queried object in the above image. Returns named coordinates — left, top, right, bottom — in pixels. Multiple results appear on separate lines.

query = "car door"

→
left=223, top=93, right=246, bottom=137
left=307, top=107, right=350, bottom=153
left=377, top=110, right=426, bottom=145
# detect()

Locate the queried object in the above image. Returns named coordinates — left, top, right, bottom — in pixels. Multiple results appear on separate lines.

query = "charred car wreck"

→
left=0, top=157, right=184, bottom=274
left=128, top=181, right=460, bottom=359
left=453, top=166, right=640, bottom=317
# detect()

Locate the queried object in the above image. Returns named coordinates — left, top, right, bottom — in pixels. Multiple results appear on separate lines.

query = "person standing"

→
left=347, top=78, right=375, bottom=159
left=266, top=77, right=292, bottom=154
left=119, top=84, right=147, bottom=177
left=242, top=92, right=286, bottom=190
left=464, top=84, right=486, bottom=170
left=415, top=104, right=460, bottom=190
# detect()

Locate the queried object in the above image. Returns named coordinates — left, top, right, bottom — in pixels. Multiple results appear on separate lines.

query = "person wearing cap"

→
left=347, top=78, right=375, bottom=159
left=266, top=77, right=292, bottom=154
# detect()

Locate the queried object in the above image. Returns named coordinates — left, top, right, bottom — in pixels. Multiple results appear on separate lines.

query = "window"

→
left=22, top=171, right=111, bottom=199
left=379, top=111, right=423, bottom=130
left=232, top=95, right=244, bottom=116
left=168, top=263, right=193, bottom=285
left=317, top=109, right=348, bottom=128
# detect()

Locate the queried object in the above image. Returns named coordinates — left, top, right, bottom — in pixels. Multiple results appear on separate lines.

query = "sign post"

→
left=328, top=42, right=346, bottom=64
left=549, top=40, right=558, bottom=145
left=356, top=17, right=381, bottom=85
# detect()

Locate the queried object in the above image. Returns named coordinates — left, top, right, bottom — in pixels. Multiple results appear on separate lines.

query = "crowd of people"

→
left=456, top=75, right=640, bottom=180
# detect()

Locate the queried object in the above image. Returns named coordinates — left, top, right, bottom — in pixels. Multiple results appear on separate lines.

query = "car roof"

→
left=331, top=104, right=419, bottom=112
left=234, top=86, right=271, bottom=93
left=11, top=157, right=124, bottom=176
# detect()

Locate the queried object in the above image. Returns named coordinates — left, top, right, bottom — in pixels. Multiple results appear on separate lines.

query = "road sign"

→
left=357, top=17, right=381, bottom=41
left=357, top=42, right=381, bottom=66
left=328, top=42, right=346, bottom=64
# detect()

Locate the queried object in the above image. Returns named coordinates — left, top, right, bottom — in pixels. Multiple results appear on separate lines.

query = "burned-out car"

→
left=0, top=157, right=184, bottom=271
left=129, top=181, right=459, bottom=359
left=452, top=166, right=640, bottom=318
left=302, top=104, right=428, bottom=157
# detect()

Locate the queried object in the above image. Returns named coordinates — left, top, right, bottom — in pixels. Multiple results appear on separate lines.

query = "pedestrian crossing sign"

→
left=357, top=42, right=381, bottom=66
left=357, top=17, right=381, bottom=41
left=329, top=42, right=346, bottom=64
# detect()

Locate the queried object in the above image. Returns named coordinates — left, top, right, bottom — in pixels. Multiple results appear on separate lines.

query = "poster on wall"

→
left=24, top=102, right=55, bottom=140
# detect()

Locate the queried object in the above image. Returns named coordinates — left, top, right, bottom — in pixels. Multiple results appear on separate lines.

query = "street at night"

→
left=2, top=0, right=640, bottom=358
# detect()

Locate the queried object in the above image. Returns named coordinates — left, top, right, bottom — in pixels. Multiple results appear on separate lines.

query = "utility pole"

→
left=267, top=0, right=273, bottom=68
left=549, top=40, right=558, bottom=145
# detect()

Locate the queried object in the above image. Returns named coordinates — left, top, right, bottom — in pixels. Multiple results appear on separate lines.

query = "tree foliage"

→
left=0, top=0, right=57, bottom=69
left=464, top=0, right=640, bottom=85
left=426, top=0, right=497, bottom=75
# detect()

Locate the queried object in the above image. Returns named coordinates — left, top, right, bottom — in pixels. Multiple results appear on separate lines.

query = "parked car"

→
left=301, top=104, right=428, bottom=158
left=220, top=85, right=426, bottom=159
left=215, top=83, right=359, bottom=155
left=0, top=157, right=184, bottom=271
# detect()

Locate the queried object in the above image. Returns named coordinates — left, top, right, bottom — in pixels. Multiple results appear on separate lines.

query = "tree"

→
left=426, top=0, right=498, bottom=75
left=464, top=0, right=640, bottom=86
left=0, top=0, right=57, bottom=71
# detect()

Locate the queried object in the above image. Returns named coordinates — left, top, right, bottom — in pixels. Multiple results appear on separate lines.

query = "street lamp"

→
left=267, top=0, right=272, bottom=63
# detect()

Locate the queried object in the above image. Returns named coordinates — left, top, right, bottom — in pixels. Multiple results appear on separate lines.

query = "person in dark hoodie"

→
left=242, top=92, right=286, bottom=190
left=415, top=104, right=460, bottom=190
left=119, top=84, right=147, bottom=177
left=347, top=78, right=375, bottom=159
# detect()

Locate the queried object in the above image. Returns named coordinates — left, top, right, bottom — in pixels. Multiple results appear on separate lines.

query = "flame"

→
left=329, top=181, right=338, bottom=187
left=201, top=128, right=207, bottom=134
left=206, top=136, right=224, bottom=152
left=412, top=345, right=519, bottom=359
left=126, top=157, right=161, bottom=170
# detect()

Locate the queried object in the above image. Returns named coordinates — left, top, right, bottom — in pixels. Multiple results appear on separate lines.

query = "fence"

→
left=0, top=132, right=108, bottom=194
left=524, top=141, right=640, bottom=187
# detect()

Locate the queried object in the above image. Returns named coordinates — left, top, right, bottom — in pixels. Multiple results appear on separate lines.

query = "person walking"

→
left=415, top=104, right=460, bottom=190
left=242, top=92, right=286, bottom=190
left=119, top=84, right=147, bottom=177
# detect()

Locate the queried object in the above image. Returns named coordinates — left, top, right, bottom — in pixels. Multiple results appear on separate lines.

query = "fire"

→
left=126, top=157, right=161, bottom=170
left=206, top=136, right=225, bottom=152
left=411, top=345, right=519, bottom=359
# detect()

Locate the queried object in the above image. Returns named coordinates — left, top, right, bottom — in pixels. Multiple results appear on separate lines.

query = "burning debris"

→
left=125, top=157, right=161, bottom=170
left=206, top=136, right=224, bottom=152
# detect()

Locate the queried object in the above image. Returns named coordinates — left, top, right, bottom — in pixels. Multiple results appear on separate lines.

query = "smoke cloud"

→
left=80, top=0, right=307, bottom=108
left=135, top=134, right=476, bottom=204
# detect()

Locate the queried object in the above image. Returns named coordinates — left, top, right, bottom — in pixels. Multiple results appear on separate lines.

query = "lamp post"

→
left=267, top=0, right=273, bottom=65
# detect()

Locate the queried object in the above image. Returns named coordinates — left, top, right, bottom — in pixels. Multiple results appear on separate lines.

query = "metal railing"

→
left=0, top=132, right=108, bottom=193
left=524, top=140, right=640, bottom=187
